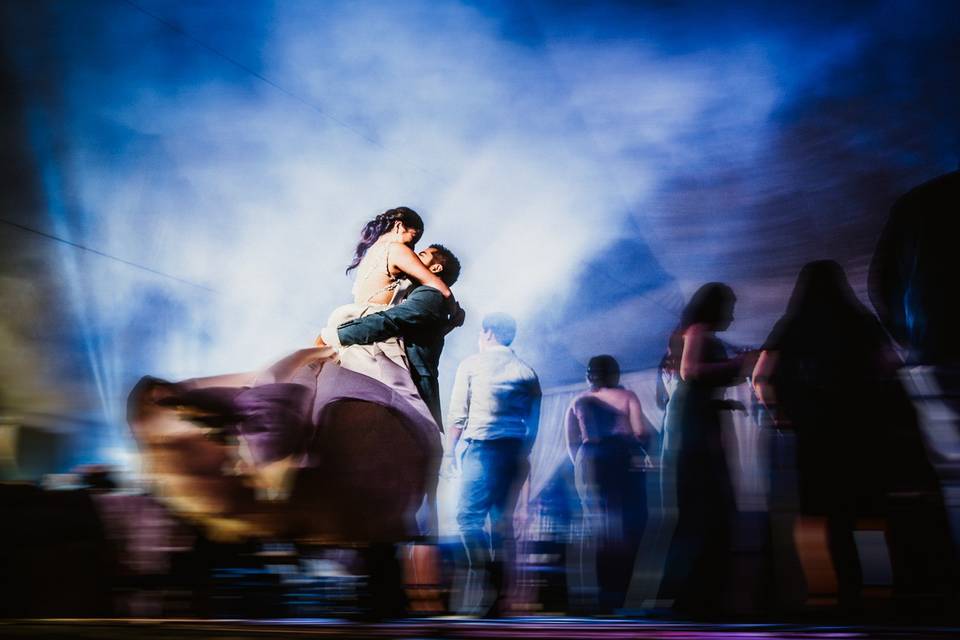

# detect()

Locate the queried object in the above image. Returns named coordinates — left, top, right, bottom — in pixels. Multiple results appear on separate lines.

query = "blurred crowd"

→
left=1, top=170, right=958, bottom=621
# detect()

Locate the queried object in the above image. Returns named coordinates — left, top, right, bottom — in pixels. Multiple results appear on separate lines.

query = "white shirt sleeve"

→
left=447, top=359, right=471, bottom=432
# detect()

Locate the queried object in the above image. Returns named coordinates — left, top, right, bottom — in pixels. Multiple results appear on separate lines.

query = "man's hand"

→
left=314, top=334, right=327, bottom=348
left=440, top=453, right=459, bottom=478
left=445, top=298, right=466, bottom=334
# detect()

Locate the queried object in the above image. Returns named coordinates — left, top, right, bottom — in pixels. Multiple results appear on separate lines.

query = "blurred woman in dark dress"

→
left=753, top=260, right=953, bottom=613
left=565, top=355, right=654, bottom=612
left=658, top=283, right=754, bottom=614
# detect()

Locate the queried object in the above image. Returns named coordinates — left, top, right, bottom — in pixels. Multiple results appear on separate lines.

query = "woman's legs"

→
left=826, top=508, right=863, bottom=611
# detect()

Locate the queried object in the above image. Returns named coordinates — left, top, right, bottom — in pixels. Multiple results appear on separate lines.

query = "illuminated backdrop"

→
left=0, top=0, right=957, bottom=471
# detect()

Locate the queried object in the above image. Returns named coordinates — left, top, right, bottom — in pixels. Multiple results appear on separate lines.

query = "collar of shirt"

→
left=484, top=344, right=512, bottom=354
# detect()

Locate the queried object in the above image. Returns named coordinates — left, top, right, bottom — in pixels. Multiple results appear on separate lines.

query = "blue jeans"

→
left=457, top=438, right=527, bottom=571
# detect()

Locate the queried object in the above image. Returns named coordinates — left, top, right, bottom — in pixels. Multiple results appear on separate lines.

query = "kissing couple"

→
left=128, top=207, right=463, bottom=543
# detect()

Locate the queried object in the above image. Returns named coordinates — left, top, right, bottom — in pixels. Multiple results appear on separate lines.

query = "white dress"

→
left=320, top=242, right=438, bottom=429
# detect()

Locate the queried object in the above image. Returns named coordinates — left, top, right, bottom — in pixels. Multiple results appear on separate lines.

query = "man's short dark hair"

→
left=481, top=312, right=517, bottom=346
left=587, top=354, right=621, bottom=388
left=428, top=243, right=461, bottom=286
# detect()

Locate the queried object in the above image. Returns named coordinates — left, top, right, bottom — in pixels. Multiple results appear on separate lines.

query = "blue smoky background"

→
left=2, top=0, right=955, bottom=469
left=0, top=0, right=958, bottom=625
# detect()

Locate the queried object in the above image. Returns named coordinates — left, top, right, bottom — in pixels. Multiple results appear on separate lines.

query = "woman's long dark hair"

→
left=663, top=282, right=736, bottom=376
left=768, top=260, right=891, bottom=378
left=783, top=260, right=864, bottom=322
left=345, top=207, right=424, bottom=274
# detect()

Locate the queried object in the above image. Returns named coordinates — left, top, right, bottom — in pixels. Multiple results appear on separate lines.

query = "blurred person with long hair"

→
left=657, top=283, right=754, bottom=615
left=753, top=260, right=952, bottom=613
left=565, top=354, right=654, bottom=613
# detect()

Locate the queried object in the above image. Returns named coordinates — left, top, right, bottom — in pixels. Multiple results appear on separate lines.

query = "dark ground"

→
left=2, top=618, right=960, bottom=640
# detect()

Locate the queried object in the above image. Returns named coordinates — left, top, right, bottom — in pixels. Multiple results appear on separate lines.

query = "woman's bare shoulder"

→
left=604, top=387, right=640, bottom=408
left=684, top=322, right=711, bottom=336
left=387, top=240, right=415, bottom=255
left=615, top=386, right=640, bottom=400
left=385, top=240, right=421, bottom=272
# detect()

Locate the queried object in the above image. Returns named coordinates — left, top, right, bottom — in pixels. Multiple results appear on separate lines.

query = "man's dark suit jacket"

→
left=336, top=284, right=451, bottom=429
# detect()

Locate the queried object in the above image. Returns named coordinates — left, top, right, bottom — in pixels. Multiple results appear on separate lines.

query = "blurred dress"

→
left=225, top=351, right=440, bottom=471
left=762, top=308, right=884, bottom=609
left=763, top=261, right=951, bottom=608
left=658, top=334, right=738, bottom=613
left=763, top=314, right=890, bottom=519
left=129, top=242, right=442, bottom=542
left=568, top=390, right=648, bottom=612
left=234, top=239, right=440, bottom=469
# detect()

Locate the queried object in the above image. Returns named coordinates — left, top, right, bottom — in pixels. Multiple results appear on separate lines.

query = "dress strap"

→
left=363, top=280, right=401, bottom=304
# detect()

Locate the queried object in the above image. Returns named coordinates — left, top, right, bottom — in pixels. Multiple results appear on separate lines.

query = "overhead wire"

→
left=0, top=216, right=217, bottom=292
left=120, top=0, right=444, bottom=183
left=6, top=0, right=454, bottom=296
